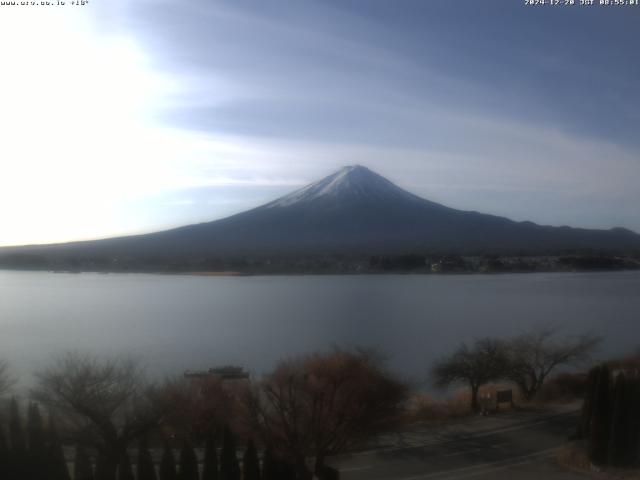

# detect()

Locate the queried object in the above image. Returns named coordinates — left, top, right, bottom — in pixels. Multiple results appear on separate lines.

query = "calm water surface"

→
left=1, top=270, right=639, bottom=386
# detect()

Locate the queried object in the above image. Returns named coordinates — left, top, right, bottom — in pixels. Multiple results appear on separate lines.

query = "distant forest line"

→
left=0, top=252, right=639, bottom=275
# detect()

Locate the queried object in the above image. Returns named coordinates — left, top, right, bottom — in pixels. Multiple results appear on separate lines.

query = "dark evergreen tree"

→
left=0, top=425, right=13, bottom=480
left=615, top=374, right=640, bottom=467
left=9, top=398, right=26, bottom=453
left=242, top=439, right=260, bottom=480
left=47, top=413, right=71, bottom=480
left=629, top=377, right=640, bottom=465
left=74, top=444, right=94, bottom=480
left=159, top=441, right=178, bottom=480
left=95, top=453, right=112, bottom=480
left=261, top=449, right=277, bottom=480
left=0, top=425, right=7, bottom=452
left=27, top=403, right=46, bottom=455
left=179, top=439, right=199, bottom=480
left=608, top=373, right=630, bottom=466
left=137, top=436, right=157, bottom=480
left=578, top=367, right=600, bottom=438
left=317, top=465, right=340, bottom=480
left=277, top=458, right=296, bottom=480
left=23, top=402, right=47, bottom=480
left=220, top=425, right=240, bottom=480
left=201, top=432, right=218, bottom=480
left=117, top=451, right=135, bottom=480
left=589, top=364, right=612, bottom=465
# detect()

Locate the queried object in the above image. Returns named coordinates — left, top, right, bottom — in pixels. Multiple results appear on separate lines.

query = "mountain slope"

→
left=2, top=165, right=640, bottom=261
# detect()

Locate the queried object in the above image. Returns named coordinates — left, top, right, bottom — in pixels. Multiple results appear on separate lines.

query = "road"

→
left=328, top=406, right=590, bottom=480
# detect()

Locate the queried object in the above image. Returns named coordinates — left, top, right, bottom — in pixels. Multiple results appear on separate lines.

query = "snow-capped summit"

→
left=264, top=165, right=424, bottom=208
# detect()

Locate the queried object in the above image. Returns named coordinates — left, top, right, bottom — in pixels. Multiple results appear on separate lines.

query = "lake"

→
left=1, top=270, right=639, bottom=388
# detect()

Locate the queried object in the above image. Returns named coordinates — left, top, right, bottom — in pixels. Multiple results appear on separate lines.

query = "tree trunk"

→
left=515, top=375, right=536, bottom=402
left=96, top=445, right=123, bottom=480
left=314, top=454, right=325, bottom=477
left=522, top=386, right=534, bottom=402
left=589, top=365, right=611, bottom=465
left=95, top=455, right=118, bottom=480
left=577, top=367, right=600, bottom=438
left=296, top=457, right=313, bottom=480
left=470, top=384, right=479, bottom=411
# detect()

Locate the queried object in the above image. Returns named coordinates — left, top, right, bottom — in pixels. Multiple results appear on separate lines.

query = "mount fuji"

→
left=2, top=165, right=639, bottom=265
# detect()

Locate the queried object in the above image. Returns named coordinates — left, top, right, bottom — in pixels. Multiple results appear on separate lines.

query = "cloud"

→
left=162, top=199, right=196, bottom=206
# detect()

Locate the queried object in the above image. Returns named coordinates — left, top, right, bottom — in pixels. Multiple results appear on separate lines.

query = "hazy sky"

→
left=1, top=0, right=639, bottom=246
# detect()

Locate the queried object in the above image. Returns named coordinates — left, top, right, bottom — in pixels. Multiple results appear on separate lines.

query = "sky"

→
left=1, top=0, right=639, bottom=246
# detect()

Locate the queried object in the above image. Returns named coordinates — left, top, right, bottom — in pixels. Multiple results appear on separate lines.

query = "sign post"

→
left=495, top=389, right=515, bottom=411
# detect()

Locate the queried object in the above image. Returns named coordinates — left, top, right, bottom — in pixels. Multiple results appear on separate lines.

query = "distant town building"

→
left=431, top=256, right=467, bottom=273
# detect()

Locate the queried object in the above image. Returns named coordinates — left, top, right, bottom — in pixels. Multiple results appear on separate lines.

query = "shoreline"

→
left=1, top=267, right=640, bottom=277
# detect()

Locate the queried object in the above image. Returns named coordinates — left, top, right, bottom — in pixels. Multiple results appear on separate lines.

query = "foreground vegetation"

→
left=556, top=354, right=640, bottom=476
left=0, top=350, right=405, bottom=480
left=0, top=330, right=637, bottom=479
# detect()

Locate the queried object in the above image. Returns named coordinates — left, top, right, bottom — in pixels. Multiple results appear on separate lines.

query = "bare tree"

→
left=506, top=327, right=600, bottom=401
left=431, top=338, right=510, bottom=411
left=31, top=352, right=169, bottom=480
left=159, top=375, right=236, bottom=441
left=244, top=349, right=408, bottom=479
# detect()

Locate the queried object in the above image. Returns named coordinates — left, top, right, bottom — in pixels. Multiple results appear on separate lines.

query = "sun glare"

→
left=0, top=7, right=181, bottom=245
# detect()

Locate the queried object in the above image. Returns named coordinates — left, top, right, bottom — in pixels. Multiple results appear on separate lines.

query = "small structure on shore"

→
left=184, top=365, right=250, bottom=381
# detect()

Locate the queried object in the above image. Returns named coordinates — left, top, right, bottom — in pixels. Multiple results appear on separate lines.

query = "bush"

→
left=535, top=373, right=588, bottom=404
